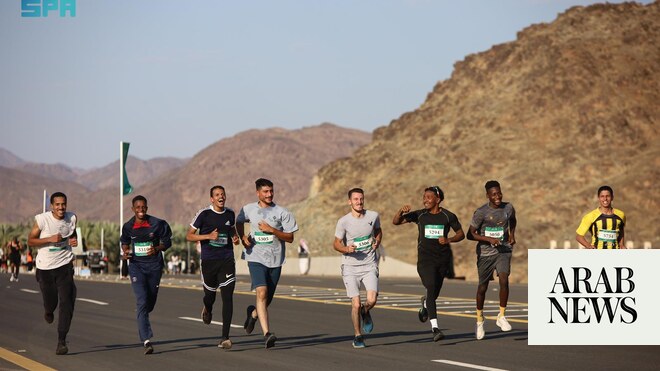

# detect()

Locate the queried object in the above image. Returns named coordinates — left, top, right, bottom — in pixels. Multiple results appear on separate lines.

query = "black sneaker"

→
left=352, top=335, right=366, bottom=349
left=432, top=328, right=445, bottom=342
left=144, top=341, right=154, bottom=355
left=55, top=342, right=68, bottom=355
left=44, top=312, right=54, bottom=324
left=360, top=304, right=373, bottom=334
left=201, top=306, right=212, bottom=325
left=244, top=305, right=257, bottom=334
left=418, top=296, right=428, bottom=323
left=264, top=332, right=277, bottom=349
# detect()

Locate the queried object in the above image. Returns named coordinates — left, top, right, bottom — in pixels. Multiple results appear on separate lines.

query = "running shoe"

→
left=360, top=304, right=373, bottom=334
left=44, top=312, right=54, bottom=324
left=352, top=335, right=366, bottom=349
left=418, top=296, right=428, bottom=323
left=244, top=305, right=257, bottom=334
left=55, top=341, right=68, bottom=355
left=218, top=337, right=232, bottom=349
left=144, top=340, right=154, bottom=355
left=264, top=332, right=277, bottom=349
left=202, top=306, right=212, bottom=325
left=496, top=315, right=512, bottom=332
left=475, top=321, right=485, bottom=340
left=432, top=327, right=445, bottom=342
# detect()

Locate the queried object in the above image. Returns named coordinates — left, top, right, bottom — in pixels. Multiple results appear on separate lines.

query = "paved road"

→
left=0, top=272, right=657, bottom=371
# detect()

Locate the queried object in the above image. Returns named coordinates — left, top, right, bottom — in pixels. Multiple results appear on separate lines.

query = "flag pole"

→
left=119, top=142, right=124, bottom=278
left=43, top=189, right=47, bottom=213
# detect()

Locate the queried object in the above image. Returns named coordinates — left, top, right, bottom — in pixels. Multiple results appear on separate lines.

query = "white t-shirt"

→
left=34, top=211, right=76, bottom=270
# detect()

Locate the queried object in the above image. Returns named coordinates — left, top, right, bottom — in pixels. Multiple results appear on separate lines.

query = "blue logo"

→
left=21, top=0, right=76, bottom=17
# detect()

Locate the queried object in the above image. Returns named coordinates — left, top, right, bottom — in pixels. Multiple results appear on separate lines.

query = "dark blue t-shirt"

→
left=190, top=206, right=236, bottom=261
left=120, top=215, right=172, bottom=265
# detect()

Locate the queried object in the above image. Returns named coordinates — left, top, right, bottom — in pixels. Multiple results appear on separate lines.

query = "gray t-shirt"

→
left=237, top=202, right=298, bottom=268
left=335, top=210, right=381, bottom=266
left=470, top=202, right=516, bottom=257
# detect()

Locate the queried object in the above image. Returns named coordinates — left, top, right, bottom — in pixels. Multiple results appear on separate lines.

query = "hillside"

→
left=291, top=2, right=660, bottom=283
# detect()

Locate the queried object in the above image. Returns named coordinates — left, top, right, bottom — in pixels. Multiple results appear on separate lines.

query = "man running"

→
left=236, top=178, right=298, bottom=349
left=576, top=185, right=626, bottom=249
left=393, top=186, right=464, bottom=342
left=120, top=195, right=172, bottom=355
left=333, top=188, right=382, bottom=348
left=27, top=192, right=78, bottom=355
left=8, top=238, right=21, bottom=282
left=186, top=185, right=239, bottom=349
left=467, top=180, right=516, bottom=340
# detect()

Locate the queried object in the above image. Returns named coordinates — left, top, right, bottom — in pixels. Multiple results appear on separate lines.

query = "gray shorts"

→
left=341, top=263, right=378, bottom=298
left=477, top=252, right=511, bottom=285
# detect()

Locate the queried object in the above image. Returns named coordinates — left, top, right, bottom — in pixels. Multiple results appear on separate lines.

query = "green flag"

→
left=122, top=142, right=133, bottom=195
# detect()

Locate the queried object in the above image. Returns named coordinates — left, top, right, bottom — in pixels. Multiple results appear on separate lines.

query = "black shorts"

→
left=201, top=257, right=236, bottom=292
left=477, top=252, right=511, bottom=285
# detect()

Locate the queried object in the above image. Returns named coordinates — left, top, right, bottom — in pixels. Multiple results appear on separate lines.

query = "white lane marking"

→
left=77, top=298, right=109, bottom=305
left=179, top=316, right=243, bottom=328
left=20, top=289, right=39, bottom=294
left=432, top=359, right=509, bottom=371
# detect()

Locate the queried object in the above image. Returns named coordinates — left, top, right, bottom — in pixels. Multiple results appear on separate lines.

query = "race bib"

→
left=353, top=235, right=373, bottom=252
left=48, top=238, right=69, bottom=252
left=210, top=233, right=229, bottom=247
left=597, top=229, right=617, bottom=243
left=424, top=224, right=444, bottom=239
left=485, top=227, right=505, bottom=241
left=133, top=241, right=152, bottom=257
left=254, top=232, right=274, bottom=244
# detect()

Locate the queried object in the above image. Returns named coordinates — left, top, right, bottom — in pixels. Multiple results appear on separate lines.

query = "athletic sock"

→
left=144, top=340, right=151, bottom=346
left=430, top=319, right=438, bottom=329
left=476, top=309, right=484, bottom=323
left=499, top=306, right=506, bottom=317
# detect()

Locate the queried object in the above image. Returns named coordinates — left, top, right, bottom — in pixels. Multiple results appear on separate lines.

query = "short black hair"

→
left=132, top=195, right=147, bottom=206
left=255, top=178, right=273, bottom=190
left=485, top=180, right=501, bottom=191
left=347, top=188, right=364, bottom=199
left=597, top=185, right=613, bottom=197
left=424, top=186, right=444, bottom=202
left=50, top=192, right=67, bottom=204
left=209, top=185, right=225, bottom=197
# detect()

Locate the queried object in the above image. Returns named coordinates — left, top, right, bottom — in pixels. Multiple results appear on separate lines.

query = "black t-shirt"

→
left=190, top=206, right=236, bottom=261
left=403, top=208, right=462, bottom=261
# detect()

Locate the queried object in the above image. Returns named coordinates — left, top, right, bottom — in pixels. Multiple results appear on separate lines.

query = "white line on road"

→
left=77, top=298, right=109, bottom=305
left=20, top=289, right=39, bottom=294
left=179, top=316, right=243, bottom=328
left=432, top=359, right=509, bottom=371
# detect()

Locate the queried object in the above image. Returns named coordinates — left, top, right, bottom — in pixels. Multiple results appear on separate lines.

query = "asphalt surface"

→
left=0, top=272, right=658, bottom=371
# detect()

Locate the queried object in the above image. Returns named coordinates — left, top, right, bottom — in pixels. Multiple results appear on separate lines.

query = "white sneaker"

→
left=496, top=315, right=512, bottom=332
left=475, top=321, right=485, bottom=340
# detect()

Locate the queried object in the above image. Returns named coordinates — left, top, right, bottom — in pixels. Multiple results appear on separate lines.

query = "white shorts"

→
left=341, top=263, right=379, bottom=298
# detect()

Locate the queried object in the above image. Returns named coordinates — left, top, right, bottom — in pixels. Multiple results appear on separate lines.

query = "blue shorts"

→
left=248, top=262, right=282, bottom=291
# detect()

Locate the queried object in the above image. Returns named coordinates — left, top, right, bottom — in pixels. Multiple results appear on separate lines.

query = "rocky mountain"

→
left=291, top=2, right=660, bottom=283
left=0, top=124, right=371, bottom=225
left=0, top=148, right=26, bottom=168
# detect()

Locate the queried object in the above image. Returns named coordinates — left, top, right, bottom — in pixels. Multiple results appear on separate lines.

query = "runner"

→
left=186, top=185, right=240, bottom=349
left=393, top=186, right=464, bottom=342
left=27, top=192, right=78, bottom=355
left=120, top=195, right=172, bottom=355
left=8, top=237, right=21, bottom=282
left=333, top=188, right=382, bottom=348
left=576, top=185, right=626, bottom=249
left=236, top=178, right=298, bottom=349
left=467, top=180, right=517, bottom=340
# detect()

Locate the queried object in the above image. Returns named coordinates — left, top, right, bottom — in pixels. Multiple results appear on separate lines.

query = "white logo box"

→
left=528, top=249, right=660, bottom=345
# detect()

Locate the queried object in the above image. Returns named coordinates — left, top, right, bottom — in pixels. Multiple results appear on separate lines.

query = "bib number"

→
left=484, top=227, right=504, bottom=241
left=133, top=241, right=152, bottom=257
left=353, top=235, right=373, bottom=252
left=424, top=225, right=444, bottom=239
left=210, top=233, right=229, bottom=247
left=597, top=229, right=617, bottom=243
left=254, top=232, right=274, bottom=244
left=48, top=238, right=69, bottom=252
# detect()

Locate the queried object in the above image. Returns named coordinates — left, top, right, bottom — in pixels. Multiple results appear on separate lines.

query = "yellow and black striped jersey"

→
left=576, top=208, right=626, bottom=249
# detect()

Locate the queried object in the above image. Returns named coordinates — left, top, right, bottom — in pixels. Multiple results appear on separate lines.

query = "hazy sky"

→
left=1, top=0, right=651, bottom=169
